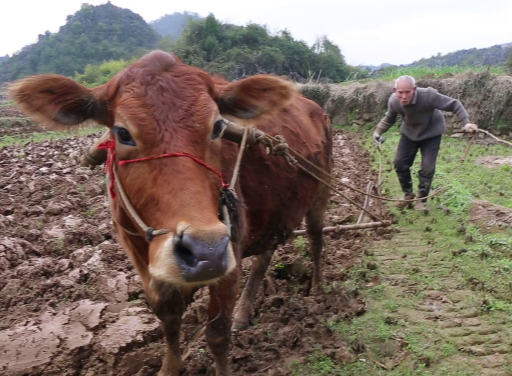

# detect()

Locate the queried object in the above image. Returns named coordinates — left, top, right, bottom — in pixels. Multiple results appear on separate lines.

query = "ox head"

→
left=10, top=50, right=296, bottom=286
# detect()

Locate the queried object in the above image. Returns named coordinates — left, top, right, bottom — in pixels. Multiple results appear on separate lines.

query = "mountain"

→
left=408, top=43, right=512, bottom=68
left=150, top=12, right=201, bottom=39
left=360, top=63, right=393, bottom=72
left=0, top=2, right=160, bottom=83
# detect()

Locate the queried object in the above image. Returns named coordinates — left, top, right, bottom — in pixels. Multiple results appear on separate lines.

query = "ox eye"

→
left=211, top=119, right=225, bottom=140
left=113, top=126, right=136, bottom=146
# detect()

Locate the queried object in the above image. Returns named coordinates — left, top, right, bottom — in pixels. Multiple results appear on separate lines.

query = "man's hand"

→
left=373, top=131, right=384, bottom=145
left=464, top=123, right=478, bottom=133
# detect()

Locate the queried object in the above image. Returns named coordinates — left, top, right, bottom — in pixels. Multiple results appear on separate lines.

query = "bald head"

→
left=395, top=75, right=416, bottom=89
left=394, top=75, right=417, bottom=106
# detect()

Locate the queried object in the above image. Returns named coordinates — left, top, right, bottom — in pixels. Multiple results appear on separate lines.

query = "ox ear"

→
left=216, top=75, right=297, bottom=119
left=9, top=74, right=113, bottom=129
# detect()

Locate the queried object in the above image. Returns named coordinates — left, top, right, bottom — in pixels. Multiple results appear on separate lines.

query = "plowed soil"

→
left=0, top=122, right=387, bottom=375
left=0, top=106, right=44, bottom=137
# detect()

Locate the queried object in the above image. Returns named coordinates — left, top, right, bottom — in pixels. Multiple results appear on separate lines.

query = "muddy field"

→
left=0, top=105, right=45, bottom=137
left=0, top=113, right=390, bottom=375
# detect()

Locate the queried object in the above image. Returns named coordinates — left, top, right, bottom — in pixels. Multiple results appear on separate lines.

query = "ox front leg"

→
left=207, top=276, right=240, bottom=376
left=149, top=283, right=190, bottom=376
left=232, top=250, right=274, bottom=331
left=158, top=314, right=184, bottom=376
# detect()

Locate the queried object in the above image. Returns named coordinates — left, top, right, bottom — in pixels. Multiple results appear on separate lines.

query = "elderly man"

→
left=373, top=75, right=478, bottom=210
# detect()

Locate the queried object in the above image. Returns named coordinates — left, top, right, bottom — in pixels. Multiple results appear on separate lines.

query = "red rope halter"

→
left=98, top=137, right=229, bottom=199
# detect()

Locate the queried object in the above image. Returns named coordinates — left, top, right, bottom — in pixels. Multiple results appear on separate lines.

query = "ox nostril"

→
left=173, top=235, right=198, bottom=268
left=173, top=233, right=230, bottom=282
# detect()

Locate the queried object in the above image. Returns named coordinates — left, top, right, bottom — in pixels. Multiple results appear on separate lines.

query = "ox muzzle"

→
left=173, top=232, right=230, bottom=282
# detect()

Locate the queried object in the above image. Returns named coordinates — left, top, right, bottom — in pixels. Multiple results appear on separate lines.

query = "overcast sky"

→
left=1, top=0, right=511, bottom=66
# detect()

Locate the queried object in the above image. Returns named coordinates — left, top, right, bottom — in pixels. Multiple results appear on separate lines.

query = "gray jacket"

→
left=376, top=87, right=469, bottom=141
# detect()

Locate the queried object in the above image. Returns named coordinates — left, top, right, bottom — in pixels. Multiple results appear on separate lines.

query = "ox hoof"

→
left=80, top=155, right=100, bottom=169
left=157, top=358, right=184, bottom=376
left=79, top=156, right=92, bottom=168
left=232, top=320, right=250, bottom=332
left=157, top=368, right=183, bottom=376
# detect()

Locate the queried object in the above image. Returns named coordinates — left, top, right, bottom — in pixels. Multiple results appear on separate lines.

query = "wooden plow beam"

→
left=293, top=220, right=391, bottom=236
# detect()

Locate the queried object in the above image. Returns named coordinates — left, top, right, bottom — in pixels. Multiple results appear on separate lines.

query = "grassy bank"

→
left=344, top=66, right=508, bottom=85
left=0, top=126, right=102, bottom=148
left=293, top=127, right=512, bottom=375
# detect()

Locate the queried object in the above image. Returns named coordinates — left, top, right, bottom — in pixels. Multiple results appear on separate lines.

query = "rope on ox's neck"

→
left=230, top=125, right=250, bottom=189
left=113, top=165, right=171, bottom=241
left=98, top=133, right=245, bottom=243
left=98, top=139, right=170, bottom=242
left=217, top=125, right=250, bottom=242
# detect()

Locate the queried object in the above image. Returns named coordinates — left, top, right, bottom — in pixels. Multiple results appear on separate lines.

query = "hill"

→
left=408, top=42, right=512, bottom=68
left=360, top=63, right=393, bottom=72
left=0, top=55, right=9, bottom=66
left=150, top=12, right=201, bottom=39
left=0, top=2, right=160, bottom=83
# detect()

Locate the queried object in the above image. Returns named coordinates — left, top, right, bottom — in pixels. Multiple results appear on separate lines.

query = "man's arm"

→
left=375, top=97, right=398, bottom=137
left=429, top=90, right=470, bottom=125
left=429, top=89, right=478, bottom=132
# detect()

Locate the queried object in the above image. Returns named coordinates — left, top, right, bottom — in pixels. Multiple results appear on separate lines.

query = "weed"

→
left=293, top=236, right=307, bottom=252
left=55, top=238, right=65, bottom=251
left=0, top=126, right=102, bottom=148
left=291, top=351, right=343, bottom=376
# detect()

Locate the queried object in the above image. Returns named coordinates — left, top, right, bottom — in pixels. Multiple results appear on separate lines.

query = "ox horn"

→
left=219, top=119, right=258, bottom=145
left=81, top=129, right=110, bottom=168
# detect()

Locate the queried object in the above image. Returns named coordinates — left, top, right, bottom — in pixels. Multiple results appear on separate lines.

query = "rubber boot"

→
left=396, top=170, right=415, bottom=209
left=415, top=175, right=433, bottom=212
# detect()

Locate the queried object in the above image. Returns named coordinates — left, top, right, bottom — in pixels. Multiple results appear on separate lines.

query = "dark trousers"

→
left=394, top=134, right=442, bottom=200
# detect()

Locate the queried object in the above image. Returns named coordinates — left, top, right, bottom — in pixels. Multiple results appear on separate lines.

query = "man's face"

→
left=394, top=81, right=417, bottom=106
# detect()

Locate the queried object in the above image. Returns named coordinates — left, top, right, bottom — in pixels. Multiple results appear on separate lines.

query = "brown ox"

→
left=10, top=50, right=332, bottom=376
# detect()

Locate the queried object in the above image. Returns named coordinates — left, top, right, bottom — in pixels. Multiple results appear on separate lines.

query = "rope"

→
left=120, top=152, right=227, bottom=187
left=451, top=129, right=512, bottom=147
left=229, top=126, right=250, bottom=189
left=461, top=133, right=476, bottom=163
left=105, top=174, right=143, bottom=238
left=264, top=133, right=445, bottom=203
left=112, top=165, right=171, bottom=241
left=216, top=126, right=250, bottom=242
left=295, top=163, right=383, bottom=222
left=477, top=129, right=512, bottom=147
